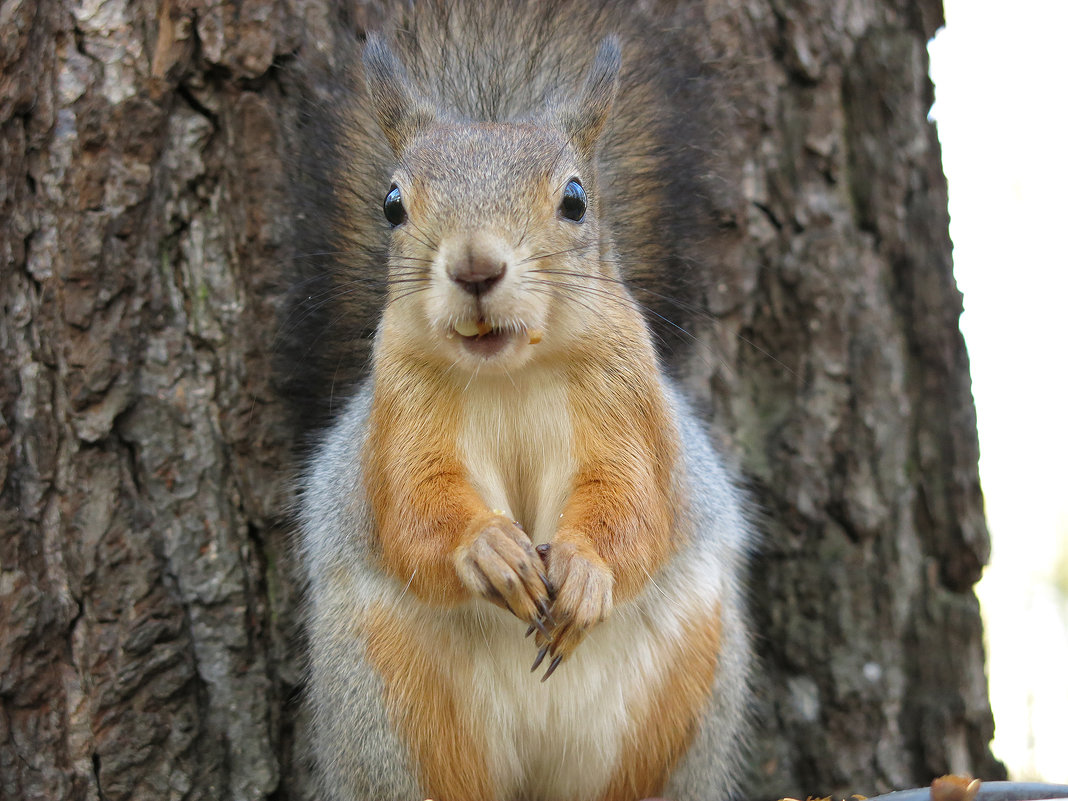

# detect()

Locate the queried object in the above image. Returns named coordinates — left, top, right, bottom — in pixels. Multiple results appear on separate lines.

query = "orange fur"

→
left=559, top=305, right=679, bottom=604
left=363, top=336, right=486, bottom=605
left=361, top=603, right=495, bottom=800
left=600, top=604, right=725, bottom=800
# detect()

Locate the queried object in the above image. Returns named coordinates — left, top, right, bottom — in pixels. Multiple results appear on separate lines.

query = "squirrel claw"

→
left=532, top=616, right=552, bottom=639
left=543, top=577, right=556, bottom=602
left=541, top=655, right=563, bottom=682
left=531, top=644, right=550, bottom=672
left=536, top=598, right=554, bottom=624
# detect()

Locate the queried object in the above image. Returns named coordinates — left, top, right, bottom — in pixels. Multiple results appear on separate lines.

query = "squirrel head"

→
left=361, top=35, right=629, bottom=375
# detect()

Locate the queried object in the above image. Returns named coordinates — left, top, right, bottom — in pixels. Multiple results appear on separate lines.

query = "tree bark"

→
left=0, top=1, right=1001, bottom=800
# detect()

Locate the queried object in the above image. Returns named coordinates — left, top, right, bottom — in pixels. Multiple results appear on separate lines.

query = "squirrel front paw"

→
left=532, top=539, right=613, bottom=680
left=453, top=513, right=552, bottom=627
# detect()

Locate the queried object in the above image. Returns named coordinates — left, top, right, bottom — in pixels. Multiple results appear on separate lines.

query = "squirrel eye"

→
left=383, top=185, right=407, bottom=225
left=560, top=179, right=587, bottom=222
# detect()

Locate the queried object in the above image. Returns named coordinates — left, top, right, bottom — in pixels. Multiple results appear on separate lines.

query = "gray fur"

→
left=662, top=387, right=755, bottom=799
left=300, top=387, right=425, bottom=800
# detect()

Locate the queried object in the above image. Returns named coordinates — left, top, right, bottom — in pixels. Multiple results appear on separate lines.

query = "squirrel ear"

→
left=561, top=37, right=622, bottom=159
left=362, top=33, right=436, bottom=156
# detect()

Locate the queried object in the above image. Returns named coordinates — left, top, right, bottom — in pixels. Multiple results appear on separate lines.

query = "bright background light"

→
left=928, top=0, right=1068, bottom=781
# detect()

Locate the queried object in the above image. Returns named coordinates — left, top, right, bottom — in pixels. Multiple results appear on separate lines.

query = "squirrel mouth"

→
left=448, top=319, right=543, bottom=358
left=450, top=319, right=512, bottom=358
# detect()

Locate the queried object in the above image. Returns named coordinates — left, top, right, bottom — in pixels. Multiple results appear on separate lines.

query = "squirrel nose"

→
left=449, top=248, right=506, bottom=296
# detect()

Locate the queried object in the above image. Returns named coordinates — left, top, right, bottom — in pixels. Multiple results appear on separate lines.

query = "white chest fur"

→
left=449, top=371, right=699, bottom=799
left=435, top=550, right=710, bottom=801
left=451, top=602, right=666, bottom=801
left=455, top=371, right=612, bottom=797
left=456, top=370, right=577, bottom=546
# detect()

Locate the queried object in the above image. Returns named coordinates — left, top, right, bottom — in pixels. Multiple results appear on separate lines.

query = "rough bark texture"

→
left=0, top=1, right=1001, bottom=800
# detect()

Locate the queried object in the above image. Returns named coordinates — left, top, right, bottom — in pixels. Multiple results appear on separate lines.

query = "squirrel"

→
left=285, top=2, right=755, bottom=800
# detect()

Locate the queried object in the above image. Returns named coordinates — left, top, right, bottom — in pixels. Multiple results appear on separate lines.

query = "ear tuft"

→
left=562, top=37, right=622, bottom=159
left=362, top=33, right=436, bottom=156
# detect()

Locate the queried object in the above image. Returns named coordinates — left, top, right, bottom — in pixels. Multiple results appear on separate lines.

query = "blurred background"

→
left=928, top=0, right=1068, bottom=782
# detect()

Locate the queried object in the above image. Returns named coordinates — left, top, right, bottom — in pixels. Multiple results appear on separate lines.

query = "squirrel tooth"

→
left=527, top=329, right=543, bottom=345
left=454, top=319, right=481, bottom=337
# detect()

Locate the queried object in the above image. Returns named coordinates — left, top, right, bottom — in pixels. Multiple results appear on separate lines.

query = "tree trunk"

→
left=0, top=1, right=1001, bottom=800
